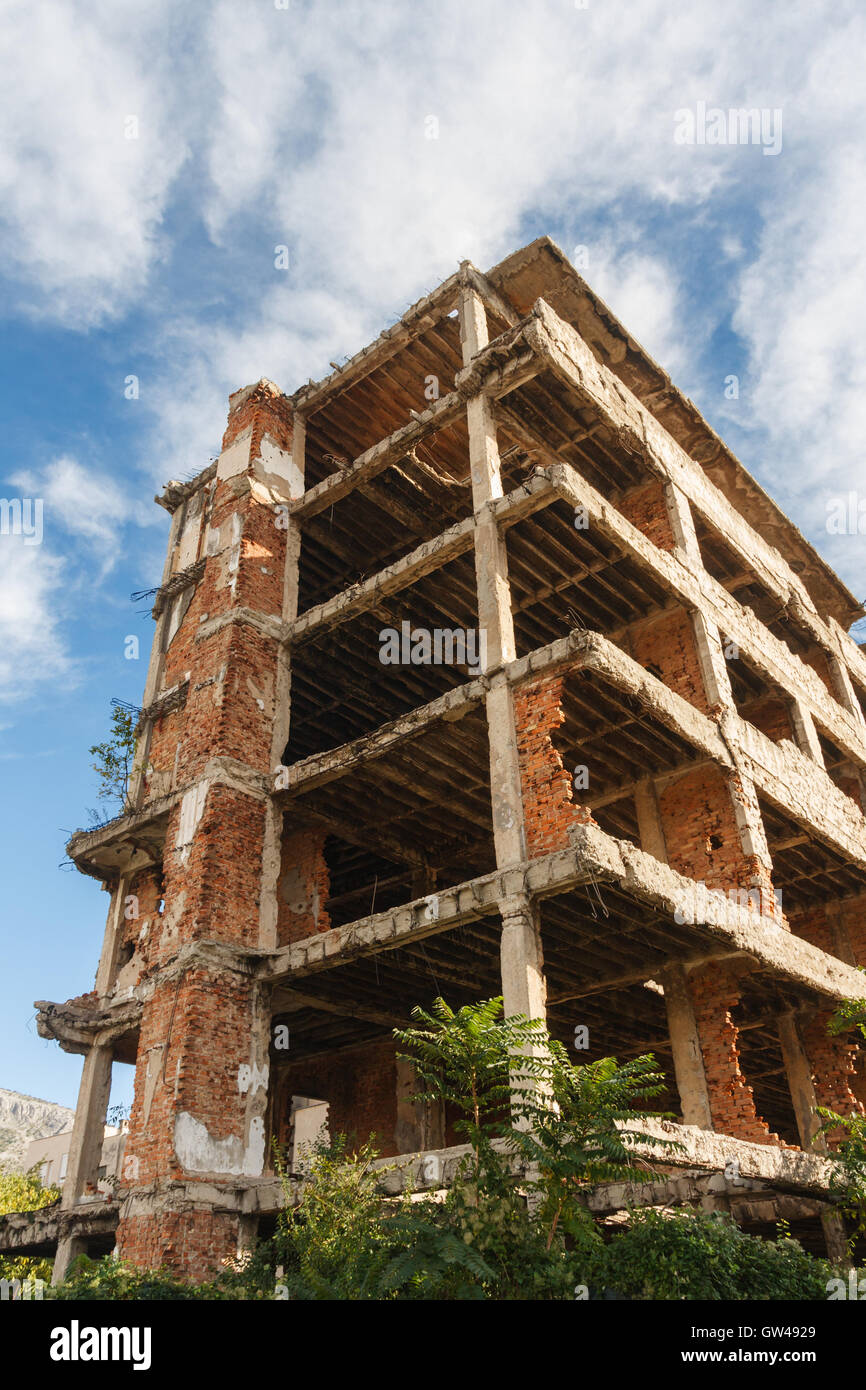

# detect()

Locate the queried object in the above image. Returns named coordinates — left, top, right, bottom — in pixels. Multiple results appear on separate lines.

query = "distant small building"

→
left=25, top=1125, right=126, bottom=1194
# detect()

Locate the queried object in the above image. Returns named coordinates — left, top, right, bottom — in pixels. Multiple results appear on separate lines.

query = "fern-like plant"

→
left=506, top=1048, right=679, bottom=1249
left=393, top=996, right=549, bottom=1187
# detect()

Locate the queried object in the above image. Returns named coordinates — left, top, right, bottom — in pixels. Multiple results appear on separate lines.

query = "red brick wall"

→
left=628, top=608, right=711, bottom=716
left=273, top=1037, right=398, bottom=1156
left=688, top=963, right=780, bottom=1145
left=616, top=480, right=676, bottom=552
left=222, top=379, right=293, bottom=458
left=657, top=764, right=771, bottom=901
left=277, top=828, right=331, bottom=945
left=120, top=968, right=259, bottom=1190
left=117, top=1211, right=238, bottom=1283
left=514, top=674, right=591, bottom=857
left=800, top=647, right=836, bottom=702
left=739, top=696, right=794, bottom=745
left=150, top=786, right=267, bottom=961
left=116, top=384, right=293, bottom=1279
left=144, top=385, right=291, bottom=798
left=843, top=896, right=866, bottom=964
left=800, top=1012, right=864, bottom=1138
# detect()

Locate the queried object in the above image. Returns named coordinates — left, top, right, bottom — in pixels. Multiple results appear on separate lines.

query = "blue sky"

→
left=1, top=0, right=864, bottom=1112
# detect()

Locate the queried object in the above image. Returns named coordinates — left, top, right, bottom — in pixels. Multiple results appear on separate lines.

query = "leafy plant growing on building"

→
left=88, top=703, right=138, bottom=811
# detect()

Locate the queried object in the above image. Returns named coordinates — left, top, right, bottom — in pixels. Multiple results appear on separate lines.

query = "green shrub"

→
left=584, top=1209, right=835, bottom=1301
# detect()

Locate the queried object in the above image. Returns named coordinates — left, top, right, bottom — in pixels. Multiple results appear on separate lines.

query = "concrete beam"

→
left=292, top=322, right=542, bottom=522
left=273, top=677, right=485, bottom=794
left=549, top=458, right=866, bottom=775
left=258, top=819, right=866, bottom=1005
left=288, top=271, right=463, bottom=415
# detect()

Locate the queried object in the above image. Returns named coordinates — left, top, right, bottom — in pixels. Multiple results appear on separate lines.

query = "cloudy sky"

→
left=1, top=0, right=864, bottom=1111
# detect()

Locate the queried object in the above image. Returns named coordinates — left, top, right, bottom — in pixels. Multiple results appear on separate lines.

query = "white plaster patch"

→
left=422, top=894, right=439, bottom=922
left=175, top=781, right=209, bottom=864
left=227, top=511, right=243, bottom=597
left=259, top=435, right=303, bottom=497
left=216, top=429, right=252, bottom=481
left=237, top=1061, right=269, bottom=1095
left=174, top=1111, right=265, bottom=1177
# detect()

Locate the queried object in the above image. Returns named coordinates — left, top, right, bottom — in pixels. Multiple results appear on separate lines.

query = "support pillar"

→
left=778, top=1011, right=850, bottom=1265
left=635, top=776, right=669, bottom=864
left=500, top=894, right=546, bottom=1022
left=395, top=1057, right=444, bottom=1153
left=789, top=699, right=826, bottom=766
left=52, top=1042, right=113, bottom=1283
left=661, top=964, right=713, bottom=1129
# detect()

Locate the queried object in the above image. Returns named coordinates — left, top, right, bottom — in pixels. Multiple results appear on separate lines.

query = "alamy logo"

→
left=826, top=492, right=866, bottom=535
left=0, top=497, right=43, bottom=545
left=674, top=102, right=782, bottom=156
left=1, top=1276, right=44, bottom=1300
left=49, top=1321, right=151, bottom=1371
left=827, top=1272, right=866, bottom=1300
left=379, top=621, right=487, bottom=675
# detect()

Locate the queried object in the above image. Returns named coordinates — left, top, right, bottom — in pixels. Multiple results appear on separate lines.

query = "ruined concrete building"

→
left=15, top=237, right=866, bottom=1281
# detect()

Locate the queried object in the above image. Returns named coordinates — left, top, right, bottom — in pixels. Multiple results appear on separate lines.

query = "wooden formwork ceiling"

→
left=760, top=795, right=866, bottom=913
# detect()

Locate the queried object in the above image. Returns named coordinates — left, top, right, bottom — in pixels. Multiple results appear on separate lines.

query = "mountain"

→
left=0, top=1089, right=75, bottom=1172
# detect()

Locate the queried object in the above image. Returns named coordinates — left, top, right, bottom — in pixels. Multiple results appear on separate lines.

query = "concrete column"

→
left=777, top=1012, right=822, bottom=1150
left=52, top=1042, right=113, bottom=1281
left=486, top=677, right=528, bottom=867
left=263, top=411, right=304, bottom=950
left=60, top=1043, right=113, bottom=1211
left=52, top=1233, right=88, bottom=1285
left=827, top=650, right=866, bottom=727
left=462, top=289, right=527, bottom=869
left=789, top=699, right=826, bottom=766
left=458, top=278, right=489, bottom=366
left=500, top=894, right=546, bottom=1021
left=690, top=609, right=735, bottom=710
left=726, top=768, right=774, bottom=880
left=94, top=872, right=131, bottom=997
left=778, top=1011, right=850, bottom=1265
left=664, top=482, right=702, bottom=565
left=661, top=964, right=713, bottom=1129
left=635, top=777, right=669, bottom=864
left=128, top=503, right=185, bottom=809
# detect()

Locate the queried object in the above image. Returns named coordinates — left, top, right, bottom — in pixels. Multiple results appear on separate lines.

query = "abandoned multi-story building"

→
left=9, top=237, right=866, bottom=1284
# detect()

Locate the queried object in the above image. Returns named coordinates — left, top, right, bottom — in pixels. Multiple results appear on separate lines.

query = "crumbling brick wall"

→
left=616, top=480, right=676, bottom=553
left=117, top=1211, right=238, bottom=1284
left=272, top=1037, right=399, bottom=1156
left=800, top=1012, right=864, bottom=1136
left=688, top=962, right=780, bottom=1146
left=514, top=674, right=591, bottom=857
left=657, top=764, right=772, bottom=902
left=628, top=608, right=712, bottom=716
left=276, top=829, right=330, bottom=945
left=738, top=696, right=794, bottom=745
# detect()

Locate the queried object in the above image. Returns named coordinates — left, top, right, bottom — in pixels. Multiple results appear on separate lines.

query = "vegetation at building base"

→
left=47, top=997, right=856, bottom=1301
left=819, top=994, right=866, bottom=1249
left=0, top=1167, right=61, bottom=1286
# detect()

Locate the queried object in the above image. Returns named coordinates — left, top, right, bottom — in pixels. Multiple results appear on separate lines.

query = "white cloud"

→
left=585, top=248, right=687, bottom=379
left=2, top=0, right=866, bottom=647
left=10, top=456, right=154, bottom=576
left=0, top=541, right=73, bottom=702
left=0, top=0, right=188, bottom=326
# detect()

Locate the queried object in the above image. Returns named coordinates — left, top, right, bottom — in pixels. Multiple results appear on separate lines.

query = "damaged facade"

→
left=12, top=237, right=866, bottom=1282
